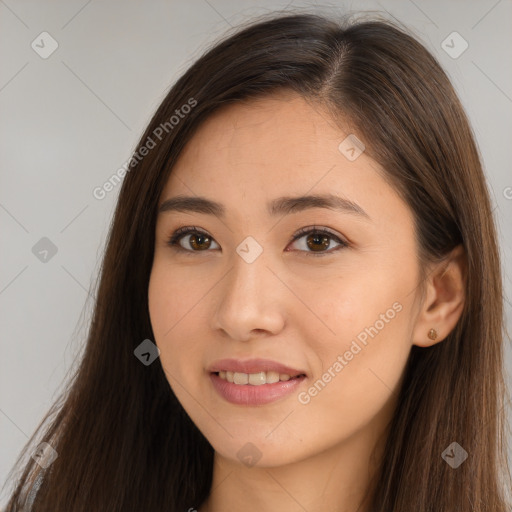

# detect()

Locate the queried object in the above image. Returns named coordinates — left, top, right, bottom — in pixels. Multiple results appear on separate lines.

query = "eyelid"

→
left=167, top=226, right=219, bottom=255
left=290, top=225, right=348, bottom=245
left=166, top=225, right=349, bottom=255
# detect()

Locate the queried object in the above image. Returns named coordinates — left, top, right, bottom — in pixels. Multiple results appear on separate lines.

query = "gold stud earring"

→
left=428, top=328, right=438, bottom=341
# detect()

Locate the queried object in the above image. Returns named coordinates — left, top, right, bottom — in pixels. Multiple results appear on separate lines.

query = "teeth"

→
left=234, top=372, right=249, bottom=385
left=217, top=370, right=299, bottom=385
left=249, top=371, right=266, bottom=385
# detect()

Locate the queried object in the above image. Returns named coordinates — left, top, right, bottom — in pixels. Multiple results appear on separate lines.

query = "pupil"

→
left=191, top=234, right=210, bottom=250
left=307, top=234, right=329, bottom=251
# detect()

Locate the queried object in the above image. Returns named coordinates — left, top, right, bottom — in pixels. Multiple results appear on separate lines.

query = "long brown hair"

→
left=4, top=11, right=510, bottom=511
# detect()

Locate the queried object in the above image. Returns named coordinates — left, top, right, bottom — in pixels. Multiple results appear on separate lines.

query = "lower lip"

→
left=209, top=373, right=306, bottom=405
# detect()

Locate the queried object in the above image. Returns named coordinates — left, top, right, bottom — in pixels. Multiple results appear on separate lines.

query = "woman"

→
left=4, top=11, right=511, bottom=512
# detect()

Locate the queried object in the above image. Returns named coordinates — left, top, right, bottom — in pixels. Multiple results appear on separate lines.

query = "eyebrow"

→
left=158, top=193, right=370, bottom=220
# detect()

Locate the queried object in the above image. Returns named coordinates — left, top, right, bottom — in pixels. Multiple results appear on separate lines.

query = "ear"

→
left=412, top=244, right=466, bottom=347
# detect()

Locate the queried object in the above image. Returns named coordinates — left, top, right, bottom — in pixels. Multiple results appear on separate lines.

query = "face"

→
left=148, top=91, right=423, bottom=467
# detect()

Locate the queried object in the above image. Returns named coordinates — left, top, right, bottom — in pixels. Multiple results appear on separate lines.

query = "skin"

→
left=148, top=91, right=466, bottom=512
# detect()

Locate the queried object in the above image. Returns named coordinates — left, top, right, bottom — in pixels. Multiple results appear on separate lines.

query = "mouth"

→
left=212, top=370, right=306, bottom=385
left=208, top=358, right=307, bottom=405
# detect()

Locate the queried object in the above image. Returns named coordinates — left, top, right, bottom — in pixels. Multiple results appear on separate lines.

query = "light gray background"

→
left=1, top=0, right=511, bottom=504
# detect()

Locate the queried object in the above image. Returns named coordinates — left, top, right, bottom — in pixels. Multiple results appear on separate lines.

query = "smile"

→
left=208, top=358, right=308, bottom=405
left=214, top=370, right=304, bottom=385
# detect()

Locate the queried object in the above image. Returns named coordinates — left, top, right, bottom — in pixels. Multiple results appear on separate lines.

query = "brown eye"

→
left=167, top=226, right=347, bottom=256
left=306, top=233, right=331, bottom=252
left=187, top=233, right=212, bottom=250
left=288, top=227, right=347, bottom=255
left=167, top=227, right=220, bottom=253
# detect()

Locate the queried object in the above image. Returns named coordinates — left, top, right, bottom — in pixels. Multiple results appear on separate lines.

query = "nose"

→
left=211, top=249, right=286, bottom=342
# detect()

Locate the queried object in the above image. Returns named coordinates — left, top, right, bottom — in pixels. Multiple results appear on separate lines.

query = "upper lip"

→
left=208, top=358, right=307, bottom=377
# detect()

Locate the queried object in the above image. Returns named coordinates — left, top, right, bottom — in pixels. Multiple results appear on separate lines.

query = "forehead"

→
left=159, top=92, right=409, bottom=228
left=171, top=92, right=346, bottom=181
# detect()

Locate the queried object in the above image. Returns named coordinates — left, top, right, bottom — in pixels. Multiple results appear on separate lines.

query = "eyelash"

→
left=166, top=225, right=349, bottom=257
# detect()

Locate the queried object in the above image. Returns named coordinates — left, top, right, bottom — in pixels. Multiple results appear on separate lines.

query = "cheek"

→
left=289, top=265, right=407, bottom=350
left=148, top=263, right=200, bottom=375
left=291, top=304, right=411, bottom=451
left=148, top=259, right=207, bottom=339
left=294, top=268, right=414, bottom=406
